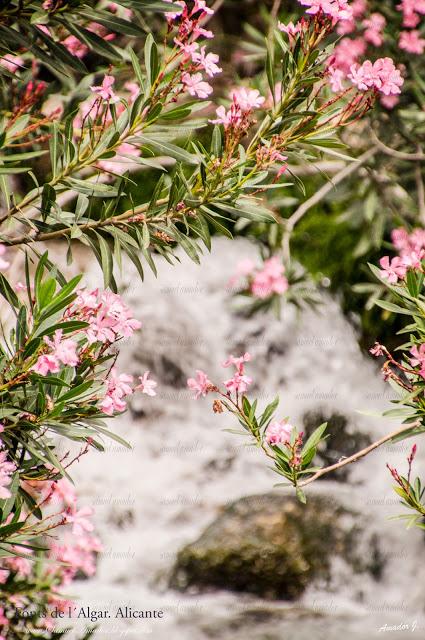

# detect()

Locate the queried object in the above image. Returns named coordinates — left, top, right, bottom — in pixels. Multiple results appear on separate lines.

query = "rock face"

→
left=302, top=410, right=371, bottom=481
left=170, top=494, right=359, bottom=600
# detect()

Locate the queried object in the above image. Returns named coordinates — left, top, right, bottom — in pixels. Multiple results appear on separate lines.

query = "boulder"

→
left=170, top=493, right=360, bottom=600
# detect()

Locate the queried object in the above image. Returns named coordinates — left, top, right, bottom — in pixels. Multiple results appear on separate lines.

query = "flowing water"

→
left=62, top=238, right=425, bottom=640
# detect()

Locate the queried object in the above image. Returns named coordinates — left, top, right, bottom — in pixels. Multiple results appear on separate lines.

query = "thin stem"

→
left=3, top=197, right=170, bottom=246
left=371, top=131, right=425, bottom=162
left=282, top=146, right=378, bottom=261
left=415, top=150, right=425, bottom=225
left=298, top=423, right=417, bottom=488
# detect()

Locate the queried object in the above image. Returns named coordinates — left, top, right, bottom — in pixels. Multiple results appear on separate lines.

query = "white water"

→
left=61, top=238, right=425, bottom=640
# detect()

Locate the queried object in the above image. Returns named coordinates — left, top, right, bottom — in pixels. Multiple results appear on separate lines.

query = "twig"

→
left=282, top=145, right=378, bottom=260
left=270, top=0, right=282, bottom=22
left=371, top=131, right=425, bottom=162
left=415, top=148, right=425, bottom=225
left=2, top=197, right=170, bottom=246
left=298, top=423, right=417, bottom=487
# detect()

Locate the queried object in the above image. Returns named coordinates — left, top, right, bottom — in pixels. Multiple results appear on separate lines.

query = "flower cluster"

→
left=318, top=0, right=421, bottom=105
left=265, top=419, right=294, bottom=445
left=100, top=367, right=157, bottom=415
left=210, top=87, right=265, bottom=129
left=229, top=257, right=289, bottom=300
left=379, top=227, right=425, bottom=283
left=28, top=286, right=158, bottom=416
left=187, top=352, right=253, bottom=399
left=299, top=0, right=353, bottom=22
left=0, top=478, right=101, bottom=636
left=348, top=57, right=404, bottom=95
left=165, top=0, right=220, bottom=98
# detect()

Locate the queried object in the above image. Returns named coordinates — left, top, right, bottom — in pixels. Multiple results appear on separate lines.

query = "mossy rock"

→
left=170, top=494, right=358, bottom=600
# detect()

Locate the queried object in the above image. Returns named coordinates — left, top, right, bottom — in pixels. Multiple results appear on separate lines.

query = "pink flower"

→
left=62, top=35, right=88, bottom=58
left=298, top=0, right=353, bottom=22
left=329, top=37, right=366, bottom=74
left=90, top=75, right=119, bottom=103
left=76, top=533, right=103, bottom=553
left=328, top=66, right=345, bottom=92
left=194, top=26, right=214, bottom=39
left=100, top=368, right=134, bottom=415
left=399, top=30, right=425, bottom=55
left=0, top=569, right=9, bottom=584
left=336, top=16, right=356, bottom=35
left=163, top=0, right=185, bottom=20
left=4, top=551, right=32, bottom=577
left=380, top=95, right=399, bottom=109
left=187, top=370, right=213, bottom=399
left=362, top=13, right=386, bottom=47
left=409, top=229, right=425, bottom=250
left=175, top=39, right=199, bottom=59
left=352, top=0, right=367, bottom=16
left=232, top=87, right=265, bottom=111
left=75, top=288, right=98, bottom=310
left=51, top=478, right=77, bottom=507
left=224, top=372, right=252, bottom=394
left=36, top=24, right=51, bottom=36
left=400, top=249, right=424, bottom=270
left=0, top=54, right=24, bottom=73
left=192, top=46, right=222, bottom=77
left=33, top=354, right=60, bottom=376
left=192, top=0, right=214, bottom=16
left=0, top=245, right=9, bottom=270
left=379, top=256, right=407, bottom=283
left=0, top=607, right=8, bottom=626
left=369, top=343, right=384, bottom=357
left=397, top=0, right=425, bottom=27
left=50, top=538, right=97, bottom=578
left=266, top=419, right=294, bottom=445
left=44, top=330, right=78, bottom=367
left=409, top=344, right=425, bottom=369
left=251, top=257, right=289, bottom=299
left=373, top=58, right=404, bottom=95
left=391, top=228, right=410, bottom=251
left=135, top=371, right=158, bottom=396
left=209, top=103, right=243, bottom=128
left=278, top=20, right=302, bottom=40
left=349, top=58, right=404, bottom=95
left=74, top=288, right=141, bottom=344
left=65, top=506, right=94, bottom=536
left=0, top=450, right=15, bottom=499
left=124, top=81, right=139, bottom=103
left=222, top=352, right=251, bottom=373
left=182, top=72, right=213, bottom=98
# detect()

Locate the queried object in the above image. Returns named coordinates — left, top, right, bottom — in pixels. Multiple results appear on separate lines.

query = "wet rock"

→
left=170, top=493, right=360, bottom=600
left=302, top=410, right=371, bottom=481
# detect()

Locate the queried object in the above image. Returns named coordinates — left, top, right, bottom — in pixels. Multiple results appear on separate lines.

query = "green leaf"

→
left=375, top=299, right=415, bottom=316
left=129, top=47, right=146, bottom=90
left=0, top=273, right=20, bottom=309
left=296, top=487, right=307, bottom=504
left=144, top=33, right=159, bottom=92
left=136, top=135, right=200, bottom=165
left=301, top=423, right=327, bottom=455
left=259, top=396, right=279, bottom=427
